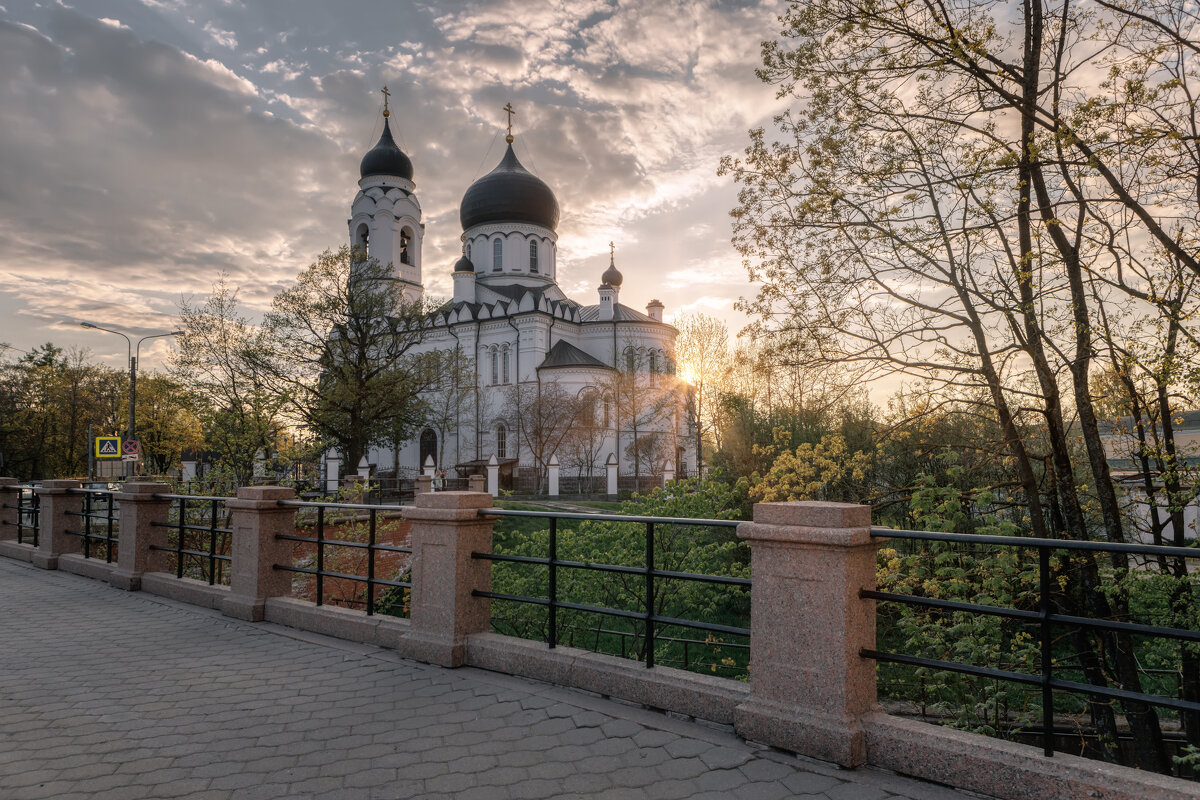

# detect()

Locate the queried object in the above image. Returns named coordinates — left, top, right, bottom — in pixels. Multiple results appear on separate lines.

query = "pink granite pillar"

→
left=401, top=491, right=495, bottom=667
left=733, top=501, right=883, bottom=767
left=220, top=486, right=297, bottom=621
left=110, top=482, right=172, bottom=591
left=31, top=480, right=84, bottom=570
left=0, top=478, right=19, bottom=540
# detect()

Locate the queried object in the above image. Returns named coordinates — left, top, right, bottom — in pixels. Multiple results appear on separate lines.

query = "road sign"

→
left=121, top=454, right=139, bottom=462
left=96, top=436, right=121, bottom=458
left=122, top=439, right=141, bottom=456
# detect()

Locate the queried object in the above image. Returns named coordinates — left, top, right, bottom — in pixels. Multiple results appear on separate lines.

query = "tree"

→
left=173, top=278, right=284, bottom=487
left=673, top=313, right=729, bottom=475
left=609, top=342, right=684, bottom=487
left=256, top=247, right=439, bottom=470
left=506, top=379, right=579, bottom=493
left=721, top=0, right=1200, bottom=772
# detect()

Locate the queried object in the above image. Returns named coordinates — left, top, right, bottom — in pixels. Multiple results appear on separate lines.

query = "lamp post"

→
left=80, top=323, right=184, bottom=478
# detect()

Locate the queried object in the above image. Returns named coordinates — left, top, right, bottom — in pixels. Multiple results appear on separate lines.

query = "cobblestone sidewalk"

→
left=0, top=558, right=984, bottom=800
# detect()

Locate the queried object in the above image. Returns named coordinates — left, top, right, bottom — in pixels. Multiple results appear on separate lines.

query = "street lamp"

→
left=80, top=322, right=184, bottom=478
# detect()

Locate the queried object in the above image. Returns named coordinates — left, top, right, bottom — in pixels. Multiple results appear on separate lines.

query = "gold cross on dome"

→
left=381, top=85, right=391, bottom=117
left=504, top=102, right=516, bottom=142
left=609, top=241, right=615, bottom=260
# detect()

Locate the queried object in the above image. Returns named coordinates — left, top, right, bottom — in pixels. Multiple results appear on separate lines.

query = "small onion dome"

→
left=601, top=255, right=623, bottom=288
left=460, top=143, right=560, bottom=232
left=360, top=117, right=414, bottom=180
left=453, top=254, right=475, bottom=273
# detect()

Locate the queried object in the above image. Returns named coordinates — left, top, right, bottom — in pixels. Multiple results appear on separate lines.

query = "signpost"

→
left=96, top=437, right=121, bottom=458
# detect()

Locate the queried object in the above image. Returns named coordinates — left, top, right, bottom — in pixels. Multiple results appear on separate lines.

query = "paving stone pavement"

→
left=0, top=558, right=989, bottom=800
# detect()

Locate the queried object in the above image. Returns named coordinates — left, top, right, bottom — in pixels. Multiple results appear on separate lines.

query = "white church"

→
left=346, top=99, right=694, bottom=493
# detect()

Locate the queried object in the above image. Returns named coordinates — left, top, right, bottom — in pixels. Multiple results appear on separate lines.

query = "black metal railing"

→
left=2, top=486, right=40, bottom=546
left=64, top=489, right=119, bottom=562
left=274, top=501, right=412, bottom=616
left=472, top=509, right=749, bottom=670
left=150, top=494, right=233, bottom=585
left=862, top=527, right=1200, bottom=760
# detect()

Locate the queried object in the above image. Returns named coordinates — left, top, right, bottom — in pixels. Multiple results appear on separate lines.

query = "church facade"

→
left=348, top=102, right=694, bottom=490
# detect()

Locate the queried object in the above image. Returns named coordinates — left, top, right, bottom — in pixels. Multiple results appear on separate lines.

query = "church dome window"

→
left=529, top=240, right=539, bottom=273
left=400, top=228, right=412, bottom=265
left=466, top=242, right=472, bottom=261
left=356, top=223, right=369, bottom=250
left=493, top=238, right=503, bottom=271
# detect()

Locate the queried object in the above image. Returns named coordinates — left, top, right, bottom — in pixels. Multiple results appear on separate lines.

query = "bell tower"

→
left=348, top=86, right=424, bottom=302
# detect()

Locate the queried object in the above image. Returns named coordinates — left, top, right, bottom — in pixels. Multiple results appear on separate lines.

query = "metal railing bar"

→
left=273, top=533, right=410, bottom=554
left=273, top=564, right=409, bottom=589
left=278, top=500, right=411, bottom=511
left=864, top=648, right=1200, bottom=715
left=148, top=545, right=231, bottom=562
left=481, top=508, right=741, bottom=527
left=871, top=527, right=1200, bottom=558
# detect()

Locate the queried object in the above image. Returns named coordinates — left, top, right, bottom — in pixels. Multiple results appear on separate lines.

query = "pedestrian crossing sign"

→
left=96, top=436, right=121, bottom=458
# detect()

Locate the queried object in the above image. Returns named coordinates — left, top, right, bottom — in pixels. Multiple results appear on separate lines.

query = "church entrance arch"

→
left=419, top=429, right=437, bottom=469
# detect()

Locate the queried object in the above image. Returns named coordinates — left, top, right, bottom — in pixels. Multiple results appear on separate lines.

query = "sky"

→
left=0, top=0, right=789, bottom=371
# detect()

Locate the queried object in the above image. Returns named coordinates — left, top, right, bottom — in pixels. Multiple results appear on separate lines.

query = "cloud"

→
left=0, top=0, right=786, bottom=363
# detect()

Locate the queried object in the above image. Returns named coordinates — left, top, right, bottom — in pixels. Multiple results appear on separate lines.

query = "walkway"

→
left=0, top=559, right=984, bottom=800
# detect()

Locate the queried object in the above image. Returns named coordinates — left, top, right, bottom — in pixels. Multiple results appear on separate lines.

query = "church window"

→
left=624, top=347, right=636, bottom=372
left=502, top=345, right=511, bottom=383
left=356, top=223, right=369, bottom=250
left=490, top=349, right=499, bottom=385
left=648, top=351, right=657, bottom=373
left=529, top=240, right=539, bottom=273
left=493, top=238, right=503, bottom=271
left=496, top=424, right=507, bottom=458
left=419, top=429, right=437, bottom=470
left=399, top=229, right=411, bottom=265
left=466, top=242, right=472, bottom=261
left=603, top=394, right=611, bottom=428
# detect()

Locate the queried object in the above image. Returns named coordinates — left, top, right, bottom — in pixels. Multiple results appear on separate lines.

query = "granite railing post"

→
left=415, top=474, right=432, bottom=495
left=31, top=480, right=84, bottom=570
left=734, top=501, right=883, bottom=768
left=0, top=478, right=19, bottom=540
left=401, top=491, right=495, bottom=667
left=110, top=483, right=172, bottom=591
left=220, top=486, right=297, bottom=621
left=468, top=475, right=485, bottom=493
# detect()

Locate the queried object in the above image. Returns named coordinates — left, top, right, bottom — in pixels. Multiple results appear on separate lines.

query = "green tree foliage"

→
left=173, top=278, right=284, bottom=486
left=489, top=476, right=752, bottom=674
left=256, top=247, right=439, bottom=470
left=0, top=344, right=123, bottom=479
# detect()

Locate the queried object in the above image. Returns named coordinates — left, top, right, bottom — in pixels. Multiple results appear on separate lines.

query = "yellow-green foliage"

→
left=751, top=432, right=873, bottom=503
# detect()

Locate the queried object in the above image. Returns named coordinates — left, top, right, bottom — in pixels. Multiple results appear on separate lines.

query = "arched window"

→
left=496, top=424, right=507, bottom=458
left=493, top=238, right=503, bottom=271
left=603, top=394, right=612, bottom=428
left=529, top=240, right=539, bottom=273
left=648, top=351, right=657, bottom=373
left=624, top=347, right=636, bottom=373
left=399, top=228, right=412, bottom=264
left=490, top=349, right=499, bottom=385
left=419, top=429, right=437, bottom=470
left=466, top=242, right=472, bottom=261
left=356, top=223, right=369, bottom=250
left=502, top=344, right=510, bottom=383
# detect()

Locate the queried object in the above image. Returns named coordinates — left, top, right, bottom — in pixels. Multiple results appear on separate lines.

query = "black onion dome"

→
left=601, top=264, right=623, bottom=287
left=359, top=118, right=414, bottom=180
left=460, top=143, right=560, bottom=232
left=453, top=255, right=475, bottom=273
